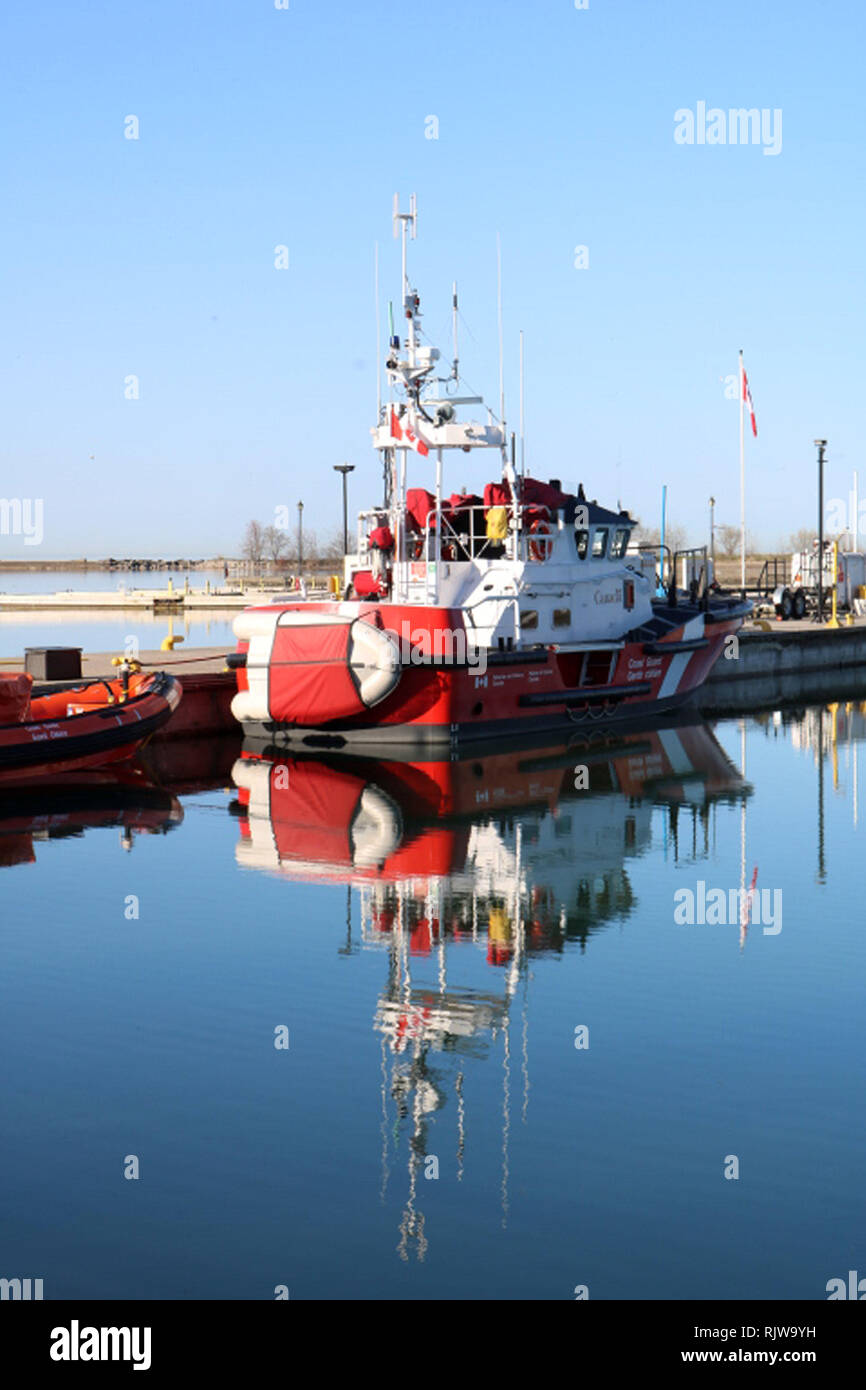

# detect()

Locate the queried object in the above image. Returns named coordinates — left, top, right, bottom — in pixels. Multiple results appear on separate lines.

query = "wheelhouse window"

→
left=574, top=528, right=589, bottom=559
left=610, top=527, right=630, bottom=559
left=521, top=609, right=539, bottom=630
left=592, top=527, right=609, bottom=559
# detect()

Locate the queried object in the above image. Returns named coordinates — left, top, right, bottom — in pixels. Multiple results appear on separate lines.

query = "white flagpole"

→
left=739, top=349, right=746, bottom=592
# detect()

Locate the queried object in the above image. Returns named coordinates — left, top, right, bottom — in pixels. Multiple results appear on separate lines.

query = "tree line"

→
left=240, top=521, right=345, bottom=569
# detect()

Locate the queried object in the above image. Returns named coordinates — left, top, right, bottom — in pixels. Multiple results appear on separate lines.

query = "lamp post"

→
left=709, top=495, right=716, bottom=570
left=333, top=463, right=355, bottom=554
left=814, top=440, right=827, bottom=623
left=297, top=501, right=304, bottom=574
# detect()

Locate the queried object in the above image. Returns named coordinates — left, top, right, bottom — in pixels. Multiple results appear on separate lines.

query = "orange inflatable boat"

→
left=0, top=669, right=182, bottom=785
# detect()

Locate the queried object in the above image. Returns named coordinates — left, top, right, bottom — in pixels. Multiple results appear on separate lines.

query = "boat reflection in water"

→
left=0, top=734, right=241, bottom=870
left=230, top=716, right=750, bottom=1259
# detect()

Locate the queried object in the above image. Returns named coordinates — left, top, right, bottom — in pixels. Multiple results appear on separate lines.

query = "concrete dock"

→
left=5, top=620, right=866, bottom=734
left=0, top=583, right=331, bottom=612
left=698, top=617, right=866, bottom=713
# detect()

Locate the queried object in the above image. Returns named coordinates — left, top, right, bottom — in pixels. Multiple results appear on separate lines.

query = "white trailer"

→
left=773, top=543, right=866, bottom=618
left=791, top=546, right=866, bottom=605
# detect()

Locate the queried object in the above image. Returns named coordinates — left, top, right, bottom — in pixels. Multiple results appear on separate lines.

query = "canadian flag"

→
left=390, top=407, right=429, bottom=456
left=742, top=364, right=757, bottom=438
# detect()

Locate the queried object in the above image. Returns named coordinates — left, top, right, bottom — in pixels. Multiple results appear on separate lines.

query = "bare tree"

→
left=787, top=527, right=815, bottom=554
left=319, top=526, right=347, bottom=565
left=241, top=520, right=265, bottom=566
left=716, top=525, right=741, bottom=558
left=263, top=525, right=288, bottom=566
left=634, top=522, right=687, bottom=553
left=303, top=530, right=319, bottom=565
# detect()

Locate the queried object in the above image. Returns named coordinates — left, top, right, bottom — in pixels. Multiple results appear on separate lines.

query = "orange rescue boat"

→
left=0, top=668, right=182, bottom=786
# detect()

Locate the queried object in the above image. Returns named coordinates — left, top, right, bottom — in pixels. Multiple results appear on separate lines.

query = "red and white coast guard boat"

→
left=231, top=196, right=750, bottom=751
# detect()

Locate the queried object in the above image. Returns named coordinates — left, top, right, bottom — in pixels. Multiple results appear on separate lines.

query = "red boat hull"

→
left=0, top=671, right=182, bottom=786
left=233, top=599, right=746, bottom=749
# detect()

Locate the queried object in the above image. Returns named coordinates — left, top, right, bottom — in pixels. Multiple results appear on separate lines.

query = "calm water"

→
left=0, top=570, right=245, bottom=657
left=0, top=611, right=238, bottom=659
left=1, top=708, right=863, bottom=1300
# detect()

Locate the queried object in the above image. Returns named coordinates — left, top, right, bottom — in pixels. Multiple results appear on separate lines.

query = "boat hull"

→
left=232, top=599, right=747, bottom=751
left=0, top=671, right=183, bottom=785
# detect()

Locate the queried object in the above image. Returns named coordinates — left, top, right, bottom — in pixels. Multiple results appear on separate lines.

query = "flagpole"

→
left=739, top=348, right=746, bottom=593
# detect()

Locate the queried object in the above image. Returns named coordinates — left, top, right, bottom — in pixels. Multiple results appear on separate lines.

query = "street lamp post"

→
left=709, top=496, right=716, bottom=571
left=815, top=440, right=827, bottom=623
left=333, top=463, right=355, bottom=555
left=297, top=501, right=304, bottom=574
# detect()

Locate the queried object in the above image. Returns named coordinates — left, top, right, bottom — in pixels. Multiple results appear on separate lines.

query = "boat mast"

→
left=373, top=195, right=508, bottom=594
left=519, top=330, right=525, bottom=484
left=451, top=282, right=459, bottom=385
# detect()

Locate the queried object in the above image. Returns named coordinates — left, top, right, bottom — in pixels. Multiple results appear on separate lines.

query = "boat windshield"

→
left=575, top=528, right=589, bottom=559
left=592, top=528, right=609, bottom=559
left=610, top=528, right=630, bottom=559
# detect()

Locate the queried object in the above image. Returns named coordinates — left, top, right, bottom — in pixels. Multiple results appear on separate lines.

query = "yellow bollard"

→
left=160, top=616, right=185, bottom=651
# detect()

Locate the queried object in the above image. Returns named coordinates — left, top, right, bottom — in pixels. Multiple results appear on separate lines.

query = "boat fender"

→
left=349, top=621, right=401, bottom=707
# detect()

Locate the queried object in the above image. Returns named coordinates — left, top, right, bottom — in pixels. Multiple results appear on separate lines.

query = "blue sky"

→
left=0, top=0, right=863, bottom=556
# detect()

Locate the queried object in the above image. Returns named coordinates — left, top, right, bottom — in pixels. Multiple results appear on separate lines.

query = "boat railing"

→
left=355, top=501, right=606, bottom=603
left=632, top=542, right=672, bottom=591
left=421, top=505, right=512, bottom=567
left=671, top=545, right=711, bottom=608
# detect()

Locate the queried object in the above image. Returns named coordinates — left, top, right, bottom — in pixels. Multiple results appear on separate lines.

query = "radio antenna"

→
left=375, top=241, right=381, bottom=417
left=497, top=234, right=505, bottom=436
left=451, top=282, right=459, bottom=382
left=519, top=329, right=525, bottom=481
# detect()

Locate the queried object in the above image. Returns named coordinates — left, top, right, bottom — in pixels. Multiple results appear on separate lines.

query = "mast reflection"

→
left=231, top=718, right=750, bottom=1257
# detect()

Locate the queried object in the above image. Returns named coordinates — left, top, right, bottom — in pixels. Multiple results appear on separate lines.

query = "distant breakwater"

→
left=0, top=559, right=217, bottom=573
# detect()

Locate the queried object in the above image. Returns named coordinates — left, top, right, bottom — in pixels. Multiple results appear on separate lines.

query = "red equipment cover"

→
left=0, top=674, right=33, bottom=725
left=446, top=491, right=482, bottom=515
left=369, top=525, right=394, bottom=550
left=519, top=476, right=571, bottom=512
left=269, top=621, right=364, bottom=725
left=483, top=481, right=510, bottom=512
left=352, top=570, right=387, bottom=598
left=406, top=487, right=437, bottom=532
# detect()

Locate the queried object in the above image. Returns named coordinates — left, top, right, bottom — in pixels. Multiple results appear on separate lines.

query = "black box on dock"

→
left=24, top=647, right=83, bottom=680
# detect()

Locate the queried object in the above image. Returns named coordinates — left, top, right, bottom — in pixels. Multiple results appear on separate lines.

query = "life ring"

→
left=528, top=520, right=554, bottom=562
